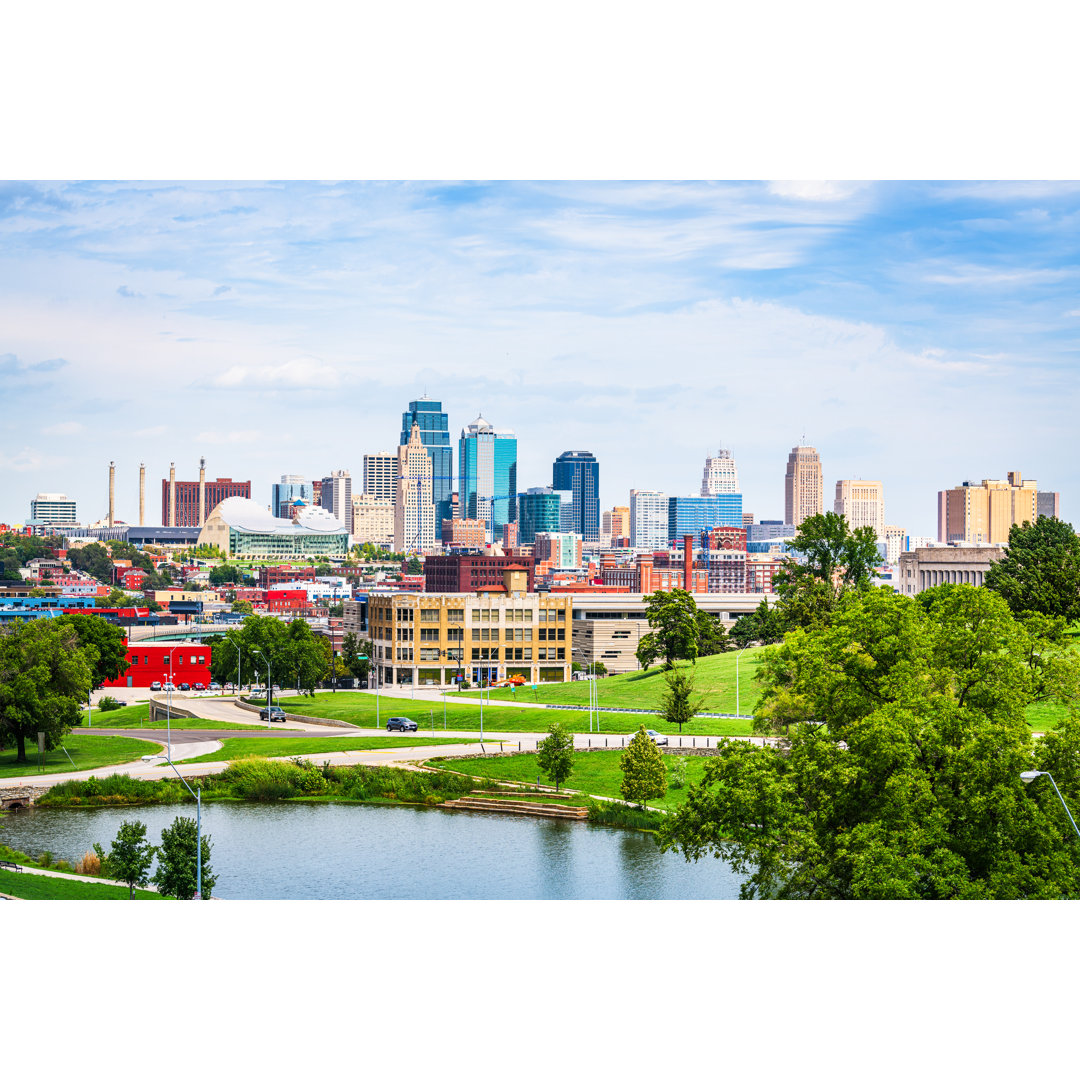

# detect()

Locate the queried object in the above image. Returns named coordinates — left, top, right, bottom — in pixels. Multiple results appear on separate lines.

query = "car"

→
left=193, top=682, right=205, bottom=691
left=208, top=682, right=221, bottom=691
left=644, top=729, right=669, bottom=746
left=179, top=683, right=190, bottom=692
left=386, top=716, right=418, bottom=732
left=163, top=682, right=175, bottom=692
left=260, top=705, right=287, bottom=722
left=150, top=680, right=162, bottom=691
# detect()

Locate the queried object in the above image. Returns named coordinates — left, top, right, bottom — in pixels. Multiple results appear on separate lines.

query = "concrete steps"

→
left=442, top=796, right=589, bottom=821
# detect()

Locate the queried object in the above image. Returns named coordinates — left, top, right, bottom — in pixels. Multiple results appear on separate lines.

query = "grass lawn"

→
left=272, top=691, right=756, bottom=738
left=1024, top=700, right=1073, bottom=733
left=0, top=867, right=163, bottom=900
left=184, top=735, right=482, bottom=763
left=430, top=749, right=713, bottom=812
left=85, top=702, right=151, bottom=726
left=0, top=733, right=160, bottom=779
left=459, top=648, right=766, bottom=714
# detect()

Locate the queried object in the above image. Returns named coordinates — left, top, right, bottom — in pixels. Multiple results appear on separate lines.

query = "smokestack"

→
left=108, top=461, right=115, bottom=527
left=169, top=462, right=176, bottom=527
left=198, top=456, right=206, bottom=526
left=683, top=534, right=693, bottom=591
left=139, top=463, right=146, bottom=526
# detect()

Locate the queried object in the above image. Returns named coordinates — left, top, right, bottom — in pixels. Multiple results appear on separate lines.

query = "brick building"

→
left=102, top=641, right=214, bottom=689
left=441, top=518, right=487, bottom=549
left=161, top=477, right=251, bottom=527
left=424, top=553, right=537, bottom=594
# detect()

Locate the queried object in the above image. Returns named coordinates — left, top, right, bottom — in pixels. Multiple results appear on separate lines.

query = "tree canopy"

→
left=660, top=585, right=1080, bottom=899
left=659, top=668, right=705, bottom=734
left=985, top=515, right=1080, bottom=623
left=730, top=597, right=785, bottom=648
left=97, top=819, right=156, bottom=899
left=537, top=722, right=575, bottom=792
left=209, top=615, right=329, bottom=699
left=0, top=620, right=93, bottom=763
left=55, top=613, right=130, bottom=688
left=619, top=727, right=668, bottom=809
left=640, top=589, right=701, bottom=668
left=153, top=816, right=215, bottom=900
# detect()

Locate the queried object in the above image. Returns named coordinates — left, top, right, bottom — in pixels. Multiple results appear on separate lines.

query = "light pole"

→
left=735, top=644, right=752, bottom=718
left=252, top=648, right=272, bottom=729
left=165, top=644, right=180, bottom=762
left=1021, top=770, right=1080, bottom=839
left=163, top=754, right=204, bottom=899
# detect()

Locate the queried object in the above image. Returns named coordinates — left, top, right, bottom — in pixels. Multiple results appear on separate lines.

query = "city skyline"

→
left=3, top=181, right=1079, bottom=535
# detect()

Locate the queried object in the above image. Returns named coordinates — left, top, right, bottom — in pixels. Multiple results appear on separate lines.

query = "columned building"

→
left=898, top=546, right=1005, bottom=597
left=784, top=444, right=823, bottom=527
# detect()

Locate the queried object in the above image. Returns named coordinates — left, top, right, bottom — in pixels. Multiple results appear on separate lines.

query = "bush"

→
left=97, top=696, right=123, bottom=712
left=585, top=799, right=665, bottom=832
left=37, top=851, right=53, bottom=868
left=75, top=850, right=102, bottom=875
left=668, top=756, right=688, bottom=789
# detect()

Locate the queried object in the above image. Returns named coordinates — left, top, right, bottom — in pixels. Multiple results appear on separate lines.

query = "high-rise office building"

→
left=271, top=475, right=315, bottom=519
left=459, top=415, right=517, bottom=538
left=630, top=489, right=669, bottom=548
left=351, top=494, right=394, bottom=547
left=884, top=524, right=907, bottom=564
left=667, top=494, right=743, bottom=544
left=1037, top=491, right=1061, bottom=520
left=395, top=422, right=435, bottom=551
left=552, top=451, right=599, bottom=540
left=517, top=487, right=566, bottom=545
left=320, top=470, right=353, bottom=529
left=937, top=471, right=1038, bottom=544
left=363, top=453, right=396, bottom=505
left=401, top=398, right=452, bottom=527
left=784, top=445, right=823, bottom=527
left=30, top=493, right=77, bottom=525
left=602, top=505, right=631, bottom=541
left=700, top=449, right=740, bottom=496
left=834, top=480, right=886, bottom=540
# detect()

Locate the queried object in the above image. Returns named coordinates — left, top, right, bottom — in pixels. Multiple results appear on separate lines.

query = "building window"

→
left=447, top=609, right=464, bottom=622
left=420, top=609, right=440, bottom=622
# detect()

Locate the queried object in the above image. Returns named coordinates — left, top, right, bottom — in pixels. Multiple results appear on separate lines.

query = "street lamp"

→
left=163, top=754, right=204, bottom=900
left=1021, top=770, right=1080, bottom=839
left=252, top=647, right=272, bottom=729
left=165, top=644, right=180, bottom=762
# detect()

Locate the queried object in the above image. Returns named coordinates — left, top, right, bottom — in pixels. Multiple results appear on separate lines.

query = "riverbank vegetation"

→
left=0, top=733, right=159, bottom=779
left=184, top=735, right=481, bottom=763
left=0, top=867, right=163, bottom=900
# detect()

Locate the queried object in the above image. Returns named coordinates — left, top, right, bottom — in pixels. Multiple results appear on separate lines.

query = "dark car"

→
left=260, top=705, right=287, bottom=722
left=179, top=683, right=191, bottom=692
left=386, top=716, right=417, bottom=732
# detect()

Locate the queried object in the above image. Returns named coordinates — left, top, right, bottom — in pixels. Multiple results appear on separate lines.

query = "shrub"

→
left=97, top=696, right=123, bottom=712
left=668, top=756, right=688, bottom=789
left=75, top=850, right=102, bottom=875
left=586, top=799, right=665, bottom=832
left=37, top=850, right=54, bottom=868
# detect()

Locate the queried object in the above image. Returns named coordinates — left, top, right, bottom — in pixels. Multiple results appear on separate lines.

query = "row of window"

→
left=130, top=654, right=207, bottom=665
left=390, top=647, right=567, bottom=663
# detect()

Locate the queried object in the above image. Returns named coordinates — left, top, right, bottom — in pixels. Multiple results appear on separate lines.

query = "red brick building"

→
left=424, top=554, right=537, bottom=593
left=259, top=564, right=317, bottom=589
left=441, top=518, right=487, bottom=548
left=102, top=641, right=214, bottom=689
left=161, top=477, right=251, bottom=527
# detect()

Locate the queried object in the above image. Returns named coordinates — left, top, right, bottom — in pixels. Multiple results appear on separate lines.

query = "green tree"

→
left=660, top=668, right=705, bottom=734
left=405, top=556, right=423, bottom=575
left=730, top=597, right=785, bottom=648
left=96, top=586, right=137, bottom=608
left=67, top=542, right=114, bottom=584
left=537, top=722, right=575, bottom=792
left=643, top=588, right=701, bottom=668
left=99, top=819, right=156, bottom=899
left=328, top=602, right=344, bottom=617
left=985, top=516, right=1080, bottom=623
left=619, top=727, right=668, bottom=809
left=635, top=633, right=663, bottom=671
left=231, top=599, right=254, bottom=614
left=773, top=512, right=881, bottom=631
left=0, top=620, right=92, bottom=762
left=695, top=610, right=729, bottom=656
left=660, top=585, right=1080, bottom=899
left=153, top=816, right=215, bottom=900
left=54, top=613, right=130, bottom=688
left=209, top=564, right=244, bottom=586
left=341, top=632, right=371, bottom=682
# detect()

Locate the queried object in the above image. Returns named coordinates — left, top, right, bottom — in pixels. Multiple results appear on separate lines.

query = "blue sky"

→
left=2, top=179, right=1078, bottom=536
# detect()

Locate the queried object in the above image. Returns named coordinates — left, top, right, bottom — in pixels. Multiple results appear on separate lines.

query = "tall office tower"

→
left=352, top=494, right=395, bottom=547
left=518, top=487, right=563, bottom=545
left=700, top=448, right=740, bottom=496
left=938, top=471, right=1038, bottom=543
left=271, top=475, right=315, bottom=519
left=630, top=489, right=669, bottom=548
left=1038, top=491, right=1061, bottom=519
left=363, top=452, right=396, bottom=505
left=884, top=525, right=907, bottom=564
left=459, top=415, right=517, bottom=538
left=834, top=480, right=886, bottom=539
left=784, top=444, right=824, bottom=527
left=320, top=470, right=353, bottom=529
left=161, top=472, right=250, bottom=527
left=401, top=398, right=452, bottom=527
left=395, top=421, right=435, bottom=551
left=30, top=493, right=77, bottom=525
left=667, top=494, right=743, bottom=544
left=552, top=450, right=600, bottom=540
left=602, top=505, right=631, bottom=541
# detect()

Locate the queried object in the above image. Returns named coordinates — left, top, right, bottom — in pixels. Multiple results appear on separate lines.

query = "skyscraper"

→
left=784, top=445, right=823, bottom=527
left=459, top=415, right=517, bottom=538
left=517, top=487, right=563, bottom=545
left=700, top=449, right=740, bottom=496
left=401, top=398, right=452, bottom=527
left=363, top=453, right=396, bottom=505
left=30, top=493, right=76, bottom=525
left=271, top=475, right=315, bottom=518
left=937, top=472, right=1038, bottom=544
left=630, top=489, right=669, bottom=548
left=834, top=480, right=885, bottom=540
left=395, top=422, right=435, bottom=551
left=552, top=451, right=599, bottom=540
left=320, top=470, right=353, bottom=529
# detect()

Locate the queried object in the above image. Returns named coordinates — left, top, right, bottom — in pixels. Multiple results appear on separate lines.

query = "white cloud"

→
left=212, top=358, right=340, bottom=389
left=41, top=421, right=85, bottom=436
left=767, top=181, right=870, bottom=202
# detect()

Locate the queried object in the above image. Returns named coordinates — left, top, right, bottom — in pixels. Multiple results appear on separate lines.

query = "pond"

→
left=1, top=802, right=744, bottom=900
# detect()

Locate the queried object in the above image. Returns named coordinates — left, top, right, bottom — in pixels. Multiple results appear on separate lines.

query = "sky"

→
left=2, top=179, right=1079, bottom=537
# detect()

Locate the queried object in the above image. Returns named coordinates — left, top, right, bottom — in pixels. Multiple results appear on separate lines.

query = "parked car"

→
left=150, top=680, right=162, bottom=691
left=208, top=682, right=221, bottom=691
left=163, top=682, right=175, bottom=692
left=386, top=716, right=418, bottom=732
left=260, top=705, right=287, bottom=722
left=193, top=682, right=205, bottom=691
left=644, top=729, right=669, bottom=746
left=179, top=683, right=190, bottom=691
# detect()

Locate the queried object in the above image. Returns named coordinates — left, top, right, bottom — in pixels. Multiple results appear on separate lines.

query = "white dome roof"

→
left=211, top=497, right=347, bottom=536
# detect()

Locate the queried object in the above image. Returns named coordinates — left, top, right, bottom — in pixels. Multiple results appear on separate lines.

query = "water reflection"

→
left=0, top=803, right=743, bottom=900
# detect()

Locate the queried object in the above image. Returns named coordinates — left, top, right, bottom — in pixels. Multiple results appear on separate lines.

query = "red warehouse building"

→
left=102, top=642, right=214, bottom=689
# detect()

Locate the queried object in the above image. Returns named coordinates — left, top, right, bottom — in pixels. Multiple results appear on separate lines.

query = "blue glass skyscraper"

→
left=459, top=415, right=517, bottom=537
left=401, top=398, right=452, bottom=527
left=552, top=451, right=599, bottom=540
left=667, top=494, right=744, bottom=543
